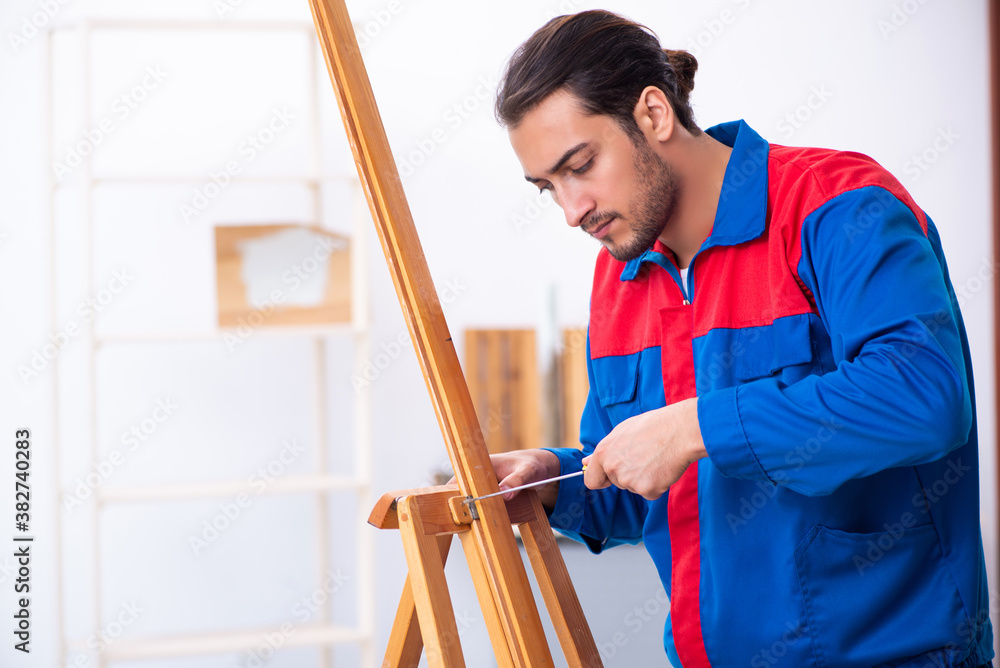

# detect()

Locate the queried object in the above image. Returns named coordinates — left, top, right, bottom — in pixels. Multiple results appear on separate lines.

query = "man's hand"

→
left=583, top=397, right=707, bottom=500
left=447, top=449, right=563, bottom=511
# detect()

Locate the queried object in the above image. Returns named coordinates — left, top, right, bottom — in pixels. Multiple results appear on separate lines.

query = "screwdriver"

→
left=463, top=465, right=587, bottom=506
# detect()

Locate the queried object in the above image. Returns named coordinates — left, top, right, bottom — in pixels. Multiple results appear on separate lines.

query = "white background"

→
left=0, top=0, right=994, bottom=666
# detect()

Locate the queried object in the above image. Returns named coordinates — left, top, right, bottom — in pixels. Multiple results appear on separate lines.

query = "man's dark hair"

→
left=495, top=10, right=700, bottom=139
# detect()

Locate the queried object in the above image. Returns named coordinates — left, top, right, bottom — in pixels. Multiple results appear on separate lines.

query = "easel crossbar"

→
left=372, top=487, right=601, bottom=667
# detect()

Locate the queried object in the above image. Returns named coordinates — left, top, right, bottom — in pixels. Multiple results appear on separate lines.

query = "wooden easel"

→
left=307, top=1, right=602, bottom=666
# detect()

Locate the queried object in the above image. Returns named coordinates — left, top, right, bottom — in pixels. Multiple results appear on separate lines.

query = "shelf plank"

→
left=94, top=323, right=356, bottom=346
left=96, top=474, right=364, bottom=503
left=71, top=624, right=369, bottom=661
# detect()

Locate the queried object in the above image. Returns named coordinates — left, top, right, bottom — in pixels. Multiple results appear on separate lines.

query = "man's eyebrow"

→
left=524, top=142, right=590, bottom=183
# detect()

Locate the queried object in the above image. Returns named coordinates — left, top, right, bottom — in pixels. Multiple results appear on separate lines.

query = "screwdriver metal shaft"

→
left=464, top=468, right=586, bottom=505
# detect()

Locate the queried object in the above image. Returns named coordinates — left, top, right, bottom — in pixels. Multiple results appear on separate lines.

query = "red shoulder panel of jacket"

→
left=588, top=145, right=930, bottom=348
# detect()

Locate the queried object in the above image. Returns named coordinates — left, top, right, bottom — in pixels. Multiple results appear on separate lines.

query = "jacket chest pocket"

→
left=734, top=314, right=818, bottom=383
left=592, top=352, right=643, bottom=425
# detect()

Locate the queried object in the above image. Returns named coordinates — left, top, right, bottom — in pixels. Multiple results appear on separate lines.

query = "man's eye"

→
left=537, top=183, right=553, bottom=194
left=571, top=158, right=594, bottom=175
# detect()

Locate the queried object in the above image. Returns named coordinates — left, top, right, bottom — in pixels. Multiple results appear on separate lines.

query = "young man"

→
left=489, top=10, right=994, bottom=667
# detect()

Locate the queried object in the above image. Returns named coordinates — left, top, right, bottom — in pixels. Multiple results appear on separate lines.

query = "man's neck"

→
left=658, top=132, right=733, bottom=269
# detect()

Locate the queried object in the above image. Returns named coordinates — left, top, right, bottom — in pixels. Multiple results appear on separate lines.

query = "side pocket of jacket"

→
left=794, top=524, right=970, bottom=668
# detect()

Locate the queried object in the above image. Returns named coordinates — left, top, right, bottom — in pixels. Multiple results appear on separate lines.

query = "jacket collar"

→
left=620, top=119, right=769, bottom=281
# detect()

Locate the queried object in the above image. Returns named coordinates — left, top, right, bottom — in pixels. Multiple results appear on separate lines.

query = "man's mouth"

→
left=589, top=217, right=615, bottom=240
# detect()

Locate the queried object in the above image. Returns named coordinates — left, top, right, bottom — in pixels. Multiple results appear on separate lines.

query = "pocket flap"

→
left=592, top=352, right=641, bottom=406
left=735, top=315, right=815, bottom=381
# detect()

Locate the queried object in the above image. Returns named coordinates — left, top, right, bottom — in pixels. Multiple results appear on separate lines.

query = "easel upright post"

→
left=307, top=2, right=602, bottom=665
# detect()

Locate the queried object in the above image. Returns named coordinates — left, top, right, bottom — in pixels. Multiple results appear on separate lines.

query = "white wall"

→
left=0, top=0, right=993, bottom=666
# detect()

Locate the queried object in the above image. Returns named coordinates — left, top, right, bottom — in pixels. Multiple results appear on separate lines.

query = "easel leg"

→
left=519, top=492, right=602, bottom=668
left=383, top=535, right=452, bottom=667
left=397, top=496, right=466, bottom=668
left=457, top=530, right=516, bottom=668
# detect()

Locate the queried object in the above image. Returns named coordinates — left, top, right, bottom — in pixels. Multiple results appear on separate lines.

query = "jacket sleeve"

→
left=698, top=184, right=972, bottom=497
left=541, top=331, right=648, bottom=552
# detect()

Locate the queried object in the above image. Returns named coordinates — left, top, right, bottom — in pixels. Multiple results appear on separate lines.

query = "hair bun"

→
left=663, top=49, right=698, bottom=99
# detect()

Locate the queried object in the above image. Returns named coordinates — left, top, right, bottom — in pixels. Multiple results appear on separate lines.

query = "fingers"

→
left=497, top=469, right=528, bottom=501
left=447, top=451, right=563, bottom=502
left=490, top=454, right=520, bottom=499
left=586, top=458, right=661, bottom=498
left=583, top=453, right=611, bottom=490
left=493, top=451, right=559, bottom=500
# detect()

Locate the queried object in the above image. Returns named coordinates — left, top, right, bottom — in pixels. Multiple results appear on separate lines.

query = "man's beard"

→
left=591, top=136, right=679, bottom=262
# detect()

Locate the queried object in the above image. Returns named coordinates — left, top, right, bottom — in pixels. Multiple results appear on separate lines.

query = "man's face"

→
left=509, top=89, right=678, bottom=262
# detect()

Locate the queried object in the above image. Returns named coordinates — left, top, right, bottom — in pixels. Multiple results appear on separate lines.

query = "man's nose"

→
left=559, top=185, right=594, bottom=229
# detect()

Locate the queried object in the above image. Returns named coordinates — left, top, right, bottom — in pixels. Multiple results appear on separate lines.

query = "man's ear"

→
left=633, top=85, right=676, bottom=143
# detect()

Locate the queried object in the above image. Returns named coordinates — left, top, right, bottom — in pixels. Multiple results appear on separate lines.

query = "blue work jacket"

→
left=543, top=120, right=994, bottom=667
